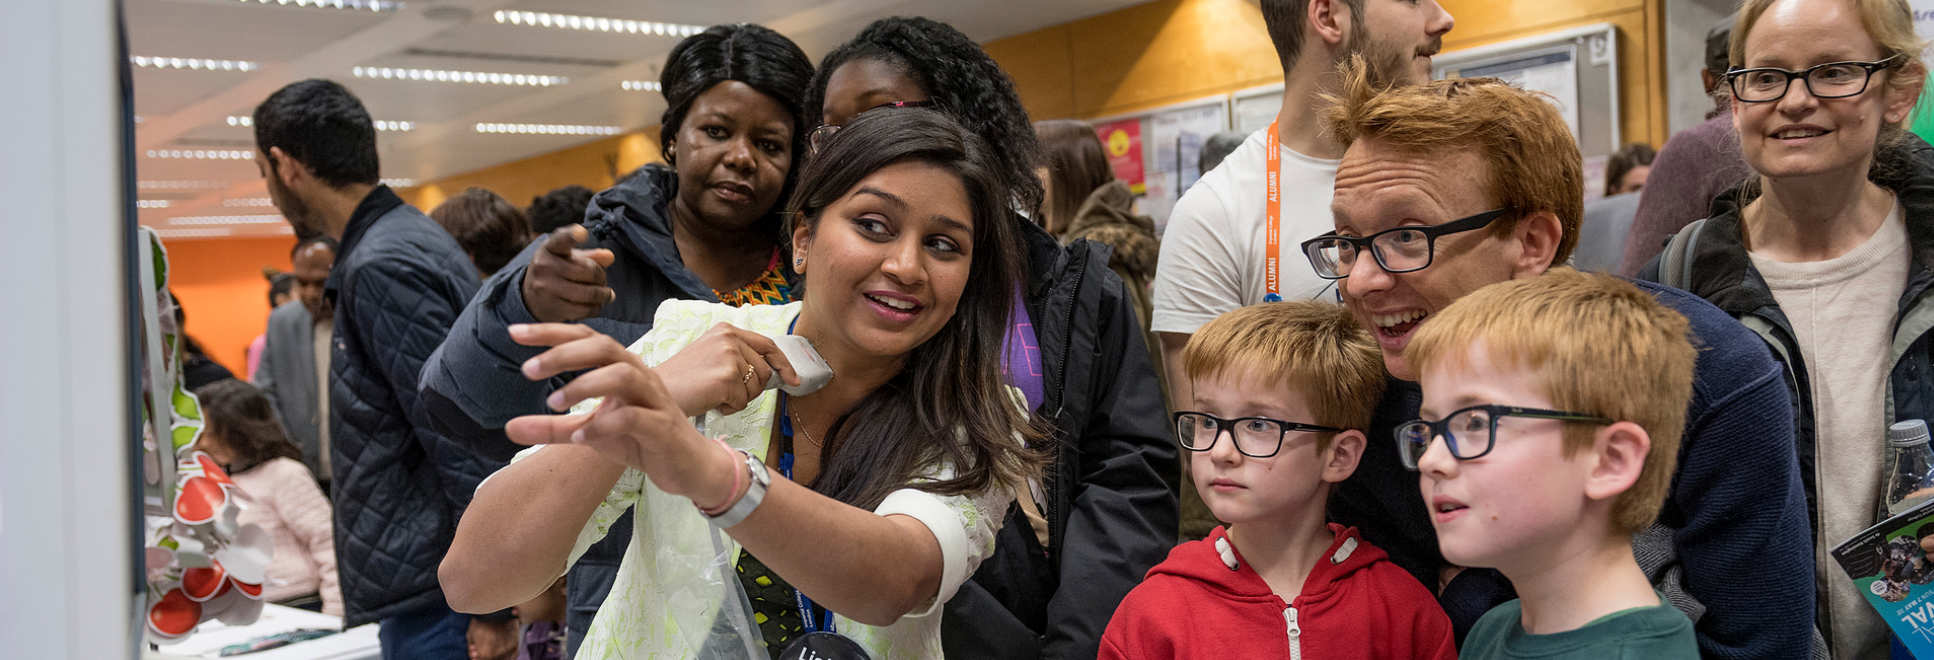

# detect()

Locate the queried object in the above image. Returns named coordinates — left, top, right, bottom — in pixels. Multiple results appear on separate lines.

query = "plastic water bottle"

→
left=1882, top=419, right=1934, bottom=518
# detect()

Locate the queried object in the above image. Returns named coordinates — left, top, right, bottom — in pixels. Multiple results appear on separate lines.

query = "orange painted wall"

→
left=986, top=0, right=1669, bottom=147
left=166, top=235, right=296, bottom=379
left=396, top=132, right=664, bottom=213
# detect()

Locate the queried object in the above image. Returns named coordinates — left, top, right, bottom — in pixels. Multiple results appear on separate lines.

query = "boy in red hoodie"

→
left=1100, top=302, right=1456, bottom=659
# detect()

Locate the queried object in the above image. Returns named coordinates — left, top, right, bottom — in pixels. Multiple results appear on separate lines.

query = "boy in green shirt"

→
left=1399, top=270, right=1699, bottom=659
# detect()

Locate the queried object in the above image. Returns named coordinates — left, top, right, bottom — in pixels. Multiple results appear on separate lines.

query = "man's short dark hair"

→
left=1261, top=0, right=1364, bottom=69
left=1705, top=14, right=1735, bottom=76
left=525, top=185, right=596, bottom=235
left=430, top=187, right=531, bottom=277
left=252, top=79, right=380, bottom=187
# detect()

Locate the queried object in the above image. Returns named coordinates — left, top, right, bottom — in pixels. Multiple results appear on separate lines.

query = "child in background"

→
left=192, top=379, right=343, bottom=618
left=512, top=578, right=566, bottom=660
left=1099, top=302, right=1456, bottom=659
left=1401, top=270, right=1698, bottom=658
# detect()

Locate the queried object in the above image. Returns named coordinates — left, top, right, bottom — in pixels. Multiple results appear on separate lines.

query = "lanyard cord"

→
left=1264, top=117, right=1284, bottom=303
left=775, top=393, right=833, bottom=634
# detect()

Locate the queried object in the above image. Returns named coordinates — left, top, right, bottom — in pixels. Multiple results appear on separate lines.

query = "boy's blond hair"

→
left=1405, top=269, right=1696, bottom=533
left=1182, top=302, right=1386, bottom=450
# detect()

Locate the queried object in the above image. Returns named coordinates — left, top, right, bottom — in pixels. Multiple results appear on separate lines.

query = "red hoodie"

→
left=1100, top=524, right=1456, bottom=660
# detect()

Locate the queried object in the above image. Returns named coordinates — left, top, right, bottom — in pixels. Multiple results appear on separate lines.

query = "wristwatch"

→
left=705, top=450, right=770, bottom=528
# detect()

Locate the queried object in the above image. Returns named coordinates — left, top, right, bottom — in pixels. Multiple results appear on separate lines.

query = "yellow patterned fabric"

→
left=716, top=251, right=795, bottom=307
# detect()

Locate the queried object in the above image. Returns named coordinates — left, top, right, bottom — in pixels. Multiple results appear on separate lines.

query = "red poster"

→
left=1094, top=119, right=1145, bottom=194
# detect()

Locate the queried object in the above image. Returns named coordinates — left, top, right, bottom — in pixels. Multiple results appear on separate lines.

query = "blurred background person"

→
left=171, top=293, right=235, bottom=389
left=255, top=236, right=336, bottom=493
left=246, top=269, right=295, bottom=381
left=1618, top=14, right=1752, bottom=275
left=429, top=187, right=532, bottom=279
left=1196, top=131, right=1247, bottom=180
left=523, top=185, right=596, bottom=237
left=192, top=379, right=342, bottom=617
left=1605, top=142, right=1657, bottom=195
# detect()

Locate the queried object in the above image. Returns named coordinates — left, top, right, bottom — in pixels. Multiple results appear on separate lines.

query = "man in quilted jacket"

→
left=250, top=79, right=513, bottom=659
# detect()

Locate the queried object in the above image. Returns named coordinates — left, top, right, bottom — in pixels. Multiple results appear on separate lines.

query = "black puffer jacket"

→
left=941, top=220, right=1180, bottom=659
left=324, top=186, right=488, bottom=626
left=419, top=165, right=757, bottom=653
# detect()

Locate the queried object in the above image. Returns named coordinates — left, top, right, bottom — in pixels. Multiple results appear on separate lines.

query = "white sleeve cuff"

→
left=875, top=488, right=969, bottom=619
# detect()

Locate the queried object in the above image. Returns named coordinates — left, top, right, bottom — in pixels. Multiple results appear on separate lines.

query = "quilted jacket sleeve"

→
left=346, top=253, right=490, bottom=510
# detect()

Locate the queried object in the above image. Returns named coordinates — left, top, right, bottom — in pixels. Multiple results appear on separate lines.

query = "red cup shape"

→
left=147, top=588, right=202, bottom=638
left=173, top=475, right=228, bottom=525
left=181, top=562, right=227, bottom=602
left=193, top=452, right=235, bottom=487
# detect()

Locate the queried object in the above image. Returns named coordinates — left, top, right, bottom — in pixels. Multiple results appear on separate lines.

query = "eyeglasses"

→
left=1174, top=411, right=1344, bottom=459
left=1300, top=209, right=1508, bottom=280
left=1726, top=55, right=1902, bottom=103
left=807, top=100, right=935, bottom=156
left=1394, top=404, right=1613, bottom=470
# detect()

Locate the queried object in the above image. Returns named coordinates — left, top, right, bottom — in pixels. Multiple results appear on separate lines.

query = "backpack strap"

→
left=1658, top=218, right=1711, bottom=290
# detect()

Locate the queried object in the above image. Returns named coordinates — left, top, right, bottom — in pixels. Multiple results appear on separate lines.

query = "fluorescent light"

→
left=168, top=215, right=285, bottom=226
left=353, top=66, right=566, bottom=87
left=474, top=123, right=623, bottom=136
left=136, top=200, right=171, bottom=209
left=144, top=149, right=254, bottom=160
left=222, top=198, right=274, bottom=207
left=381, top=178, right=417, bottom=187
left=620, top=80, right=661, bottom=92
left=227, top=115, right=412, bottom=132
left=131, top=56, right=258, bottom=72
left=232, top=0, right=400, bottom=11
left=139, top=180, right=230, bottom=190
left=492, top=10, right=703, bottom=37
left=154, top=228, right=232, bottom=239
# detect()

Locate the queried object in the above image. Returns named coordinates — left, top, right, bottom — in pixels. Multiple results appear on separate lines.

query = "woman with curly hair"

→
left=806, top=17, right=1178, bottom=658
left=418, top=23, right=816, bottom=654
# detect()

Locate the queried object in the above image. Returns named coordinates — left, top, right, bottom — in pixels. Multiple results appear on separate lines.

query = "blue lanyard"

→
left=776, top=393, right=834, bottom=634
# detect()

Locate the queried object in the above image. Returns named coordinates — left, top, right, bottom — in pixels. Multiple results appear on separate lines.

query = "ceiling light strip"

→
left=145, top=149, right=254, bottom=160
left=492, top=10, right=704, bottom=37
left=136, top=200, right=172, bottom=209
left=236, top=0, right=401, bottom=12
left=353, top=66, right=566, bottom=87
left=382, top=178, right=417, bottom=187
left=168, top=215, right=285, bottom=226
left=620, top=80, right=661, bottom=92
left=474, top=123, right=622, bottom=136
left=226, top=115, right=412, bottom=131
left=139, top=180, right=230, bottom=190
left=131, top=56, right=257, bottom=72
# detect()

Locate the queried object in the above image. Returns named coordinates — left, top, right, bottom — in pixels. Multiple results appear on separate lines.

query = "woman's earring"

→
left=793, top=256, right=804, bottom=272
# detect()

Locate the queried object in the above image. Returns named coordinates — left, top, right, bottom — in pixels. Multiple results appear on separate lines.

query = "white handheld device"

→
left=765, top=334, right=834, bottom=396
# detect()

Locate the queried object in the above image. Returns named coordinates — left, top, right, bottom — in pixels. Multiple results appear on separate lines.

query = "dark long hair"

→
left=787, top=108, right=1050, bottom=509
left=659, top=23, right=814, bottom=170
left=806, top=17, right=1044, bottom=215
left=1033, top=119, right=1115, bottom=235
left=193, top=379, right=300, bottom=473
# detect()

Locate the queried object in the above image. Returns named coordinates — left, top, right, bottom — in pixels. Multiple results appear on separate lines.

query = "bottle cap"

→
left=1889, top=419, right=1931, bottom=448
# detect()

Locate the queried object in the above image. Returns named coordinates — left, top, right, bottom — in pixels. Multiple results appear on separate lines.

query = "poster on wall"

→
left=1094, top=118, right=1145, bottom=194
left=1142, top=101, right=1231, bottom=227
left=1452, top=47, right=1581, bottom=138
left=1908, top=1, right=1934, bottom=141
left=1232, top=85, right=1281, bottom=135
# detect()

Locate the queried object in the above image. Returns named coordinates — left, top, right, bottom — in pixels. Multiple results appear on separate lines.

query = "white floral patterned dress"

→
left=494, top=300, right=1014, bottom=659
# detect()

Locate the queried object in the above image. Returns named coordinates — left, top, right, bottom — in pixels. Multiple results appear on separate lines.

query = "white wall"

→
left=0, top=0, right=137, bottom=657
left=1663, top=0, right=1734, bottom=137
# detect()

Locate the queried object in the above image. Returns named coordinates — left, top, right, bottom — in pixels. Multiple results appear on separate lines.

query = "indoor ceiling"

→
left=130, top=0, right=1149, bottom=239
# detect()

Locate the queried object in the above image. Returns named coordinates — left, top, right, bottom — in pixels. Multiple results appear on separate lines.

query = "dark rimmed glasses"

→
left=1726, top=55, right=1903, bottom=103
left=1174, top=411, right=1344, bottom=459
left=807, top=100, right=936, bottom=156
left=1394, top=404, right=1614, bottom=470
left=1300, top=209, right=1508, bottom=280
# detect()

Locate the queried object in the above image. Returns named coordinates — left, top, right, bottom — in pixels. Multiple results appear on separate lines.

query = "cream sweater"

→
left=231, top=457, right=343, bottom=617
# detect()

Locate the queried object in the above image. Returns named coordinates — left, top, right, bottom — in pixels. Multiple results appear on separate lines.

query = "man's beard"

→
left=1345, top=23, right=1441, bottom=90
left=267, top=174, right=321, bottom=239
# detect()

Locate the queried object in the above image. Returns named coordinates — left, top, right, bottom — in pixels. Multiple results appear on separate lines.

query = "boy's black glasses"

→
left=1394, top=404, right=1613, bottom=470
left=1300, top=209, right=1508, bottom=280
left=1174, top=411, right=1343, bottom=459
left=1726, top=55, right=1902, bottom=103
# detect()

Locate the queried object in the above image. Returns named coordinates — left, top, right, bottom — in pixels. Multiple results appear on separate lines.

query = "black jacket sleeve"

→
left=1043, top=270, right=1180, bottom=659
left=418, top=240, right=549, bottom=463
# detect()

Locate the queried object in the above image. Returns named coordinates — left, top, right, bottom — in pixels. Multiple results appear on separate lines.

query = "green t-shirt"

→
left=1459, top=598, right=1699, bottom=659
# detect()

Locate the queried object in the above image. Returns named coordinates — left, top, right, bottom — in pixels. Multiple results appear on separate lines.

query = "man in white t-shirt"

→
left=1152, top=0, right=1454, bottom=403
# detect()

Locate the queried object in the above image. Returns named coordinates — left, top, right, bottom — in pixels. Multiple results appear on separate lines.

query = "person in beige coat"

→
left=192, top=379, right=343, bottom=617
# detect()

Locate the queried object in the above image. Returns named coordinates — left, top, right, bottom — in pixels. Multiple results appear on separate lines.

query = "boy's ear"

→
left=1583, top=421, right=1650, bottom=502
left=1322, top=429, right=1366, bottom=483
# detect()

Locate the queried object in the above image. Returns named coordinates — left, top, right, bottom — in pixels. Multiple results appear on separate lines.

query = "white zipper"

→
left=1285, top=605, right=1301, bottom=660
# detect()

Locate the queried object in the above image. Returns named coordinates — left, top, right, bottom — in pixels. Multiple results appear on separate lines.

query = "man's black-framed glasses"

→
left=1174, top=411, right=1344, bottom=459
left=807, top=100, right=936, bottom=156
left=1300, top=209, right=1508, bottom=280
left=1726, top=55, right=1903, bottom=103
left=1394, top=404, right=1614, bottom=470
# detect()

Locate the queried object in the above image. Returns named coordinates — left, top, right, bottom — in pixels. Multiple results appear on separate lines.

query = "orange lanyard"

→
left=1263, top=118, right=1283, bottom=303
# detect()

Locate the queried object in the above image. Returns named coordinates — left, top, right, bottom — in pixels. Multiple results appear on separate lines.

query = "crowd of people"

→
left=175, top=0, right=1934, bottom=657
